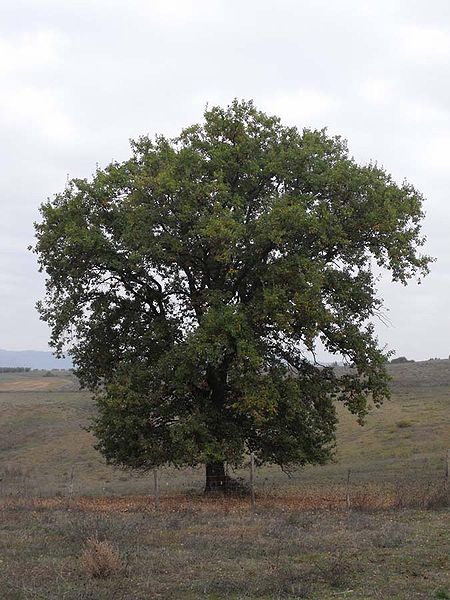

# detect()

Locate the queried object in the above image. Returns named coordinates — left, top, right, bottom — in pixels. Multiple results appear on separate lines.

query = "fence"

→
left=1, top=450, right=449, bottom=512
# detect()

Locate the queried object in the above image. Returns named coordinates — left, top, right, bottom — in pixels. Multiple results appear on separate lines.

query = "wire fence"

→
left=1, top=450, right=449, bottom=512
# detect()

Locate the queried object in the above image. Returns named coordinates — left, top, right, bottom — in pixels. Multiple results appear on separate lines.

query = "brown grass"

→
left=1, top=478, right=447, bottom=514
left=0, top=377, right=74, bottom=392
left=0, top=363, right=448, bottom=598
left=81, top=536, right=123, bottom=578
left=1, top=498, right=448, bottom=599
left=1, top=360, right=450, bottom=501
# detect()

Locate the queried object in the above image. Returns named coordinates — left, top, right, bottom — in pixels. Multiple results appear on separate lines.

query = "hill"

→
left=0, top=360, right=449, bottom=600
left=0, top=349, right=72, bottom=370
left=0, top=359, right=449, bottom=496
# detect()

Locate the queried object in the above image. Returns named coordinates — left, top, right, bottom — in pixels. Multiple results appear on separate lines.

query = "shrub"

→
left=396, top=420, right=412, bottom=428
left=317, top=553, right=352, bottom=589
left=434, top=589, right=450, bottom=600
left=372, top=523, right=409, bottom=548
left=81, top=536, right=122, bottom=579
left=393, top=480, right=448, bottom=510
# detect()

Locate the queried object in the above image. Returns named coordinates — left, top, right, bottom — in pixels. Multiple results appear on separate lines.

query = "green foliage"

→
left=33, top=100, right=432, bottom=474
left=434, top=589, right=450, bottom=600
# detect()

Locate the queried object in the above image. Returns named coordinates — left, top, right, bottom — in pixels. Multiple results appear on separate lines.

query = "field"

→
left=0, top=362, right=449, bottom=599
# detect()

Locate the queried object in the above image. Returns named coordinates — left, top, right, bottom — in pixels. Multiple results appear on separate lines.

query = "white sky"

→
left=0, top=0, right=448, bottom=360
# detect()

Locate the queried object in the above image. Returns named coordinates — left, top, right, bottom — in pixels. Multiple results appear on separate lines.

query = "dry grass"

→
left=0, top=478, right=447, bottom=513
left=0, top=498, right=448, bottom=599
left=81, top=536, right=123, bottom=579
left=0, top=361, right=449, bottom=598
left=1, top=359, right=449, bottom=499
left=0, top=377, right=74, bottom=392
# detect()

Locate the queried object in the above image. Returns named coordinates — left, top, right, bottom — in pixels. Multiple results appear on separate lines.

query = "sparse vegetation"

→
left=0, top=500, right=448, bottom=599
left=396, top=419, right=413, bottom=428
left=391, top=356, right=412, bottom=364
left=434, top=589, right=450, bottom=600
left=0, top=361, right=448, bottom=598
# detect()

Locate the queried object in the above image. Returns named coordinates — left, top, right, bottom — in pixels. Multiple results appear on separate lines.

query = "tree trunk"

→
left=205, top=461, right=227, bottom=493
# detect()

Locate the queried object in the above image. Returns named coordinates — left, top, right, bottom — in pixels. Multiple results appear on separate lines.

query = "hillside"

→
left=0, top=349, right=72, bottom=370
left=0, top=360, right=449, bottom=497
left=1, top=360, right=449, bottom=600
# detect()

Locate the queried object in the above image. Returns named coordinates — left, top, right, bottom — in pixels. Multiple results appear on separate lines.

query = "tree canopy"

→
left=33, top=100, right=431, bottom=489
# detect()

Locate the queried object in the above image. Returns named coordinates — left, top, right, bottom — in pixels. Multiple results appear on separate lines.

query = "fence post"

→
left=68, top=466, right=75, bottom=498
left=250, top=453, right=256, bottom=510
left=446, top=450, right=450, bottom=501
left=346, top=468, right=351, bottom=510
left=153, top=469, right=160, bottom=509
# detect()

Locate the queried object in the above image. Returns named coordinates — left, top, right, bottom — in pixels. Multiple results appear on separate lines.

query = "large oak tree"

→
left=34, top=100, right=431, bottom=491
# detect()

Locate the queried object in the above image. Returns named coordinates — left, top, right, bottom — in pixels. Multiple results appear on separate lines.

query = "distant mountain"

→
left=0, top=349, right=72, bottom=370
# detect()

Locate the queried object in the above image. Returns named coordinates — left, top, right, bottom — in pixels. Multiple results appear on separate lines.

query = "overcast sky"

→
left=0, top=0, right=449, bottom=360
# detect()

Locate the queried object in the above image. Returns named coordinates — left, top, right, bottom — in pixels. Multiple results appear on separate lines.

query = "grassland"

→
left=0, top=361, right=449, bottom=599
left=1, top=499, right=448, bottom=599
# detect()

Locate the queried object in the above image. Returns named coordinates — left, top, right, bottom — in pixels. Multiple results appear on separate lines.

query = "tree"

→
left=33, top=100, right=431, bottom=491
